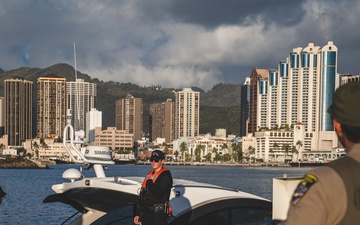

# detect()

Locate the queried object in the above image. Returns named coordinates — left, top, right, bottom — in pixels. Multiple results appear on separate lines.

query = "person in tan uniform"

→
left=279, top=81, right=360, bottom=225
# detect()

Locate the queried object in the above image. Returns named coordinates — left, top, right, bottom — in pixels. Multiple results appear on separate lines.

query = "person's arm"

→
left=283, top=180, right=327, bottom=225
left=283, top=168, right=346, bottom=225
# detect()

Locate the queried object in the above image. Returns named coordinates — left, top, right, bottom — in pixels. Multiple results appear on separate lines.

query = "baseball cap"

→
left=328, top=81, right=360, bottom=126
left=150, top=150, right=165, bottom=161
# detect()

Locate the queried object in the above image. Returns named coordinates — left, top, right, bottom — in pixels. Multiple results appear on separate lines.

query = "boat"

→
left=113, top=153, right=136, bottom=165
left=43, top=172, right=273, bottom=224
left=42, top=111, right=273, bottom=224
left=289, top=162, right=325, bottom=167
left=49, top=157, right=73, bottom=164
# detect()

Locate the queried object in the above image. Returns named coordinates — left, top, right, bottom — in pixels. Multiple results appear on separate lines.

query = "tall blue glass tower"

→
left=321, top=45, right=337, bottom=131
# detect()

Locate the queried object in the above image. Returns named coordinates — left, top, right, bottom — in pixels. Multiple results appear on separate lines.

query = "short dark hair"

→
left=341, top=124, right=360, bottom=143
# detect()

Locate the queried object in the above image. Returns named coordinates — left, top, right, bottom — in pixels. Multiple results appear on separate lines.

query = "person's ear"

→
left=333, top=119, right=343, bottom=136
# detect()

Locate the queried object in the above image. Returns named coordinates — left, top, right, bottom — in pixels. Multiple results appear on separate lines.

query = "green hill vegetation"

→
left=0, top=64, right=241, bottom=136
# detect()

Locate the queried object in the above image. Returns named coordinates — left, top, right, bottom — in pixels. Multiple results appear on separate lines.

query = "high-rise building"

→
left=239, top=77, right=251, bottom=137
left=0, top=97, right=5, bottom=138
left=340, top=74, right=360, bottom=85
left=149, top=99, right=175, bottom=143
left=66, top=79, right=96, bottom=131
left=248, top=68, right=269, bottom=134
left=86, top=108, right=102, bottom=143
left=37, top=74, right=67, bottom=139
left=175, top=88, right=200, bottom=139
left=115, top=94, right=143, bottom=141
left=4, top=77, right=33, bottom=146
left=250, top=41, right=338, bottom=150
left=93, top=127, right=134, bottom=150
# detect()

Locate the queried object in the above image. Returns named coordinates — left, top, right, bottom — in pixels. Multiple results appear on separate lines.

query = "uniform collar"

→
left=347, top=143, right=360, bottom=163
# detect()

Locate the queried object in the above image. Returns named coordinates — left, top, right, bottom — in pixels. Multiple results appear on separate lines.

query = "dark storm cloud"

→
left=0, top=0, right=360, bottom=90
left=137, top=0, right=307, bottom=28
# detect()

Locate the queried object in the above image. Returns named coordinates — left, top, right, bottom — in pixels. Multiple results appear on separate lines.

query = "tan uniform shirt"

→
left=282, top=143, right=360, bottom=225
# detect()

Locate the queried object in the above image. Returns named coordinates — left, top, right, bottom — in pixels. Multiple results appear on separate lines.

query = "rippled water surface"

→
left=0, top=164, right=311, bottom=225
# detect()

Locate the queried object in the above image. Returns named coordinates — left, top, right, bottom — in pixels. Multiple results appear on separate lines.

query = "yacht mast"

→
left=73, top=43, right=81, bottom=130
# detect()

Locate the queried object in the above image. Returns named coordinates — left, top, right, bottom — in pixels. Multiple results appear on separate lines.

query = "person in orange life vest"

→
left=134, top=150, right=173, bottom=225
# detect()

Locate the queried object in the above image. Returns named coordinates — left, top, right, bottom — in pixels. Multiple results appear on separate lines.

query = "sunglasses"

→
left=150, top=159, right=160, bottom=162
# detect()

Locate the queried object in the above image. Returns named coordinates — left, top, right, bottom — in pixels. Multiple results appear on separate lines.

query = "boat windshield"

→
left=91, top=204, right=135, bottom=225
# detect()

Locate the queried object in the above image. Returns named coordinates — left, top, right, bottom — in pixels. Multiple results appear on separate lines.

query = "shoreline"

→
left=0, top=158, right=51, bottom=169
left=134, top=161, right=292, bottom=167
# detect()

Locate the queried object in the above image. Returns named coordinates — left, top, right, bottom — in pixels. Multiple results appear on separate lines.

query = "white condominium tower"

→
left=37, top=74, right=67, bottom=139
left=175, top=88, right=200, bottom=139
left=251, top=41, right=338, bottom=150
left=86, top=108, right=102, bottom=143
left=66, top=79, right=96, bottom=132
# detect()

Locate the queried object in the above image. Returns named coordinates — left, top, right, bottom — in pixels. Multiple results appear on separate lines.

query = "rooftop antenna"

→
left=74, top=43, right=81, bottom=130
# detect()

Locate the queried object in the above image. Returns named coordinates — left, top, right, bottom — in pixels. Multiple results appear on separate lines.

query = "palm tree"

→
left=194, top=144, right=202, bottom=162
left=282, top=144, right=291, bottom=163
left=201, top=145, right=206, bottom=161
left=205, top=152, right=212, bottom=162
left=41, top=142, right=49, bottom=150
left=291, top=145, right=298, bottom=162
left=247, top=146, right=255, bottom=163
left=163, top=146, right=169, bottom=160
left=174, top=150, right=179, bottom=161
left=222, top=153, right=231, bottom=162
left=295, top=140, right=303, bottom=161
left=231, top=143, right=241, bottom=162
left=180, top=142, right=187, bottom=162
left=0, top=143, right=4, bottom=155
left=33, top=141, right=39, bottom=160
left=272, top=142, right=279, bottom=162
left=212, top=147, right=220, bottom=162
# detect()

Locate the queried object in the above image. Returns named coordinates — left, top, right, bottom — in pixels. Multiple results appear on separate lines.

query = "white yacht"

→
left=43, top=112, right=273, bottom=225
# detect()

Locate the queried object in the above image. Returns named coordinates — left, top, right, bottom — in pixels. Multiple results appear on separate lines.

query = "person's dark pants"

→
left=140, top=212, right=168, bottom=225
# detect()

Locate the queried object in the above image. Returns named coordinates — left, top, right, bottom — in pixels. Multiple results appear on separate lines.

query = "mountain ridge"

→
left=0, top=63, right=241, bottom=136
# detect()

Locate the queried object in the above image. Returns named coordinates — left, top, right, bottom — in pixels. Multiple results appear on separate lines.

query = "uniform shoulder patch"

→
left=291, top=173, right=318, bottom=206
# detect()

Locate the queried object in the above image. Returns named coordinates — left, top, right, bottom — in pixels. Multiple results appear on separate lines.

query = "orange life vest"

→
left=141, top=167, right=169, bottom=189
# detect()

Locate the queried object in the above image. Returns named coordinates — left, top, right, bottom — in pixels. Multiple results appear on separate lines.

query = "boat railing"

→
left=63, top=110, right=114, bottom=178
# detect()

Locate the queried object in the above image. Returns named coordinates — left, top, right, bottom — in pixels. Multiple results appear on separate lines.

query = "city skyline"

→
left=0, top=41, right=354, bottom=149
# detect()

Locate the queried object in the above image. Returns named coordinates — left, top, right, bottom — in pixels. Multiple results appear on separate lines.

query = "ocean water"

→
left=0, top=164, right=310, bottom=225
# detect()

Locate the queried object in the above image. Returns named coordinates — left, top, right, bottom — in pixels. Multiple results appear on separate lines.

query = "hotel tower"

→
left=4, top=77, right=33, bottom=146
left=149, top=99, right=175, bottom=143
left=115, top=94, right=143, bottom=141
left=249, top=41, right=338, bottom=150
left=66, top=79, right=96, bottom=132
left=37, top=74, right=67, bottom=139
left=175, top=88, right=200, bottom=139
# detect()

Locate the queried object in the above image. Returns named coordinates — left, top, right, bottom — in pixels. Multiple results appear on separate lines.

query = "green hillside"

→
left=0, top=64, right=241, bottom=136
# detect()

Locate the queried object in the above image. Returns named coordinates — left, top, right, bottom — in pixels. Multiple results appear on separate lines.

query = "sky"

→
left=0, top=0, right=359, bottom=91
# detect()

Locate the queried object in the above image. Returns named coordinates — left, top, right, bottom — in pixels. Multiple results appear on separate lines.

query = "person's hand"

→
left=134, top=215, right=142, bottom=225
